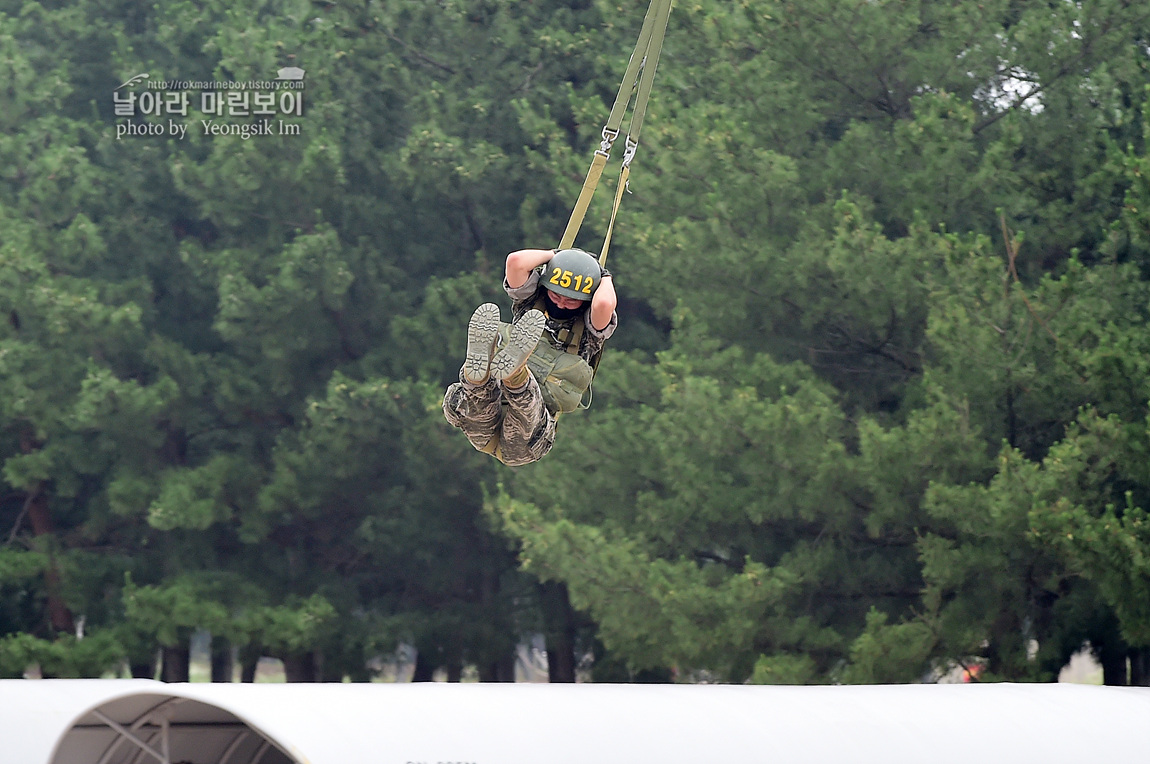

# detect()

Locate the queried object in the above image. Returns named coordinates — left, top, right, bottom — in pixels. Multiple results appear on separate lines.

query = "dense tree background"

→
left=2, top=0, right=1150, bottom=687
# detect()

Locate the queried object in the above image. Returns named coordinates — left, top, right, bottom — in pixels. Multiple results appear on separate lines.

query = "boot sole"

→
left=463, top=303, right=501, bottom=384
left=491, top=310, right=546, bottom=380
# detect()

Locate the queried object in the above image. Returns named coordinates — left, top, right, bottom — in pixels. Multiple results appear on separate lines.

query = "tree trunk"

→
left=282, top=651, right=318, bottom=682
left=23, top=485, right=75, bottom=635
left=317, top=651, right=344, bottom=682
left=412, top=649, right=436, bottom=682
left=210, top=636, right=234, bottom=682
left=541, top=581, right=577, bottom=683
left=1129, top=649, right=1150, bottom=687
left=475, top=542, right=516, bottom=683
left=239, top=646, right=261, bottom=683
left=1099, top=642, right=1128, bottom=686
left=161, top=643, right=190, bottom=683
left=479, top=651, right=516, bottom=682
left=130, top=651, right=157, bottom=679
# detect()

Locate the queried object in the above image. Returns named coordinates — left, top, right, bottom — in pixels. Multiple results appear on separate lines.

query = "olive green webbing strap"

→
left=558, top=0, right=672, bottom=261
left=557, top=0, right=662, bottom=251
left=479, top=435, right=501, bottom=458
left=619, top=0, right=671, bottom=153
left=598, top=164, right=630, bottom=267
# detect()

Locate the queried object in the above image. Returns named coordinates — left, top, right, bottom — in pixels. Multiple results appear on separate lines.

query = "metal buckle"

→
left=621, top=136, right=639, bottom=169
left=595, top=127, right=620, bottom=157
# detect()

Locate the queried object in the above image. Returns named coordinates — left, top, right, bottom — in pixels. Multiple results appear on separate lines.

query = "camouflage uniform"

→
left=442, top=269, right=618, bottom=467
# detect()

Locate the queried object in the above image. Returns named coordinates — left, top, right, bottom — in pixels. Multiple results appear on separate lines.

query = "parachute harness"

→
left=558, top=0, right=673, bottom=269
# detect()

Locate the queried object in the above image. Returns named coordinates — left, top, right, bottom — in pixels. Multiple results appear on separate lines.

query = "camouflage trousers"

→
left=442, top=370, right=556, bottom=467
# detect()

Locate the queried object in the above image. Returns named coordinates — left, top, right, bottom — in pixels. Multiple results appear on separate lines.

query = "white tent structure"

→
left=1, top=679, right=1148, bottom=764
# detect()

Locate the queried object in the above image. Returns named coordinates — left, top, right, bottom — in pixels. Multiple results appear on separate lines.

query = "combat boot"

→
left=462, top=303, right=501, bottom=384
left=491, top=309, right=546, bottom=388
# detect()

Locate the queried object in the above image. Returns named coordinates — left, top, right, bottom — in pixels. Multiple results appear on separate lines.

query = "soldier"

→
left=443, top=248, right=618, bottom=466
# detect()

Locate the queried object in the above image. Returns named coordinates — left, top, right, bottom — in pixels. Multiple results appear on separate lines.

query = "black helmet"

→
left=543, top=248, right=602, bottom=301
